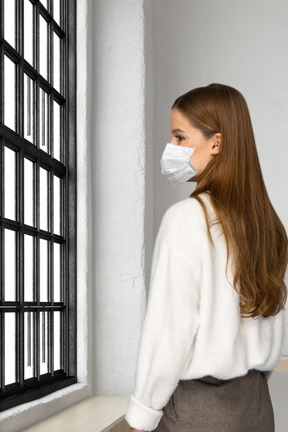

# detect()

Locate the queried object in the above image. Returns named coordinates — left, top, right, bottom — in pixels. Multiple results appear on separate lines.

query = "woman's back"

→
left=125, top=193, right=287, bottom=431
left=175, top=193, right=287, bottom=380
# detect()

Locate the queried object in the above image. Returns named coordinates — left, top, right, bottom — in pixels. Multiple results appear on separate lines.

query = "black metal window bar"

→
left=0, top=0, right=76, bottom=411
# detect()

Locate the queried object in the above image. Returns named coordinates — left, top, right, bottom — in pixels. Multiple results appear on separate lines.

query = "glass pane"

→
left=4, top=0, right=15, bottom=48
left=4, top=146, right=16, bottom=220
left=53, top=0, right=60, bottom=25
left=24, top=234, right=34, bottom=301
left=24, top=74, right=35, bottom=143
left=24, top=158, right=34, bottom=226
left=24, top=312, right=35, bottom=379
left=39, top=15, right=48, bottom=80
left=24, top=0, right=33, bottom=65
left=39, top=167, right=49, bottom=231
left=53, top=175, right=61, bottom=235
left=5, top=313, right=16, bottom=385
left=40, top=239, right=48, bottom=302
left=40, top=312, right=49, bottom=374
left=4, top=55, right=16, bottom=131
left=41, top=0, right=48, bottom=9
left=39, top=88, right=49, bottom=152
left=54, top=311, right=61, bottom=370
left=4, top=229, right=16, bottom=301
left=53, top=100, right=61, bottom=160
left=53, top=32, right=60, bottom=93
left=54, top=243, right=61, bottom=302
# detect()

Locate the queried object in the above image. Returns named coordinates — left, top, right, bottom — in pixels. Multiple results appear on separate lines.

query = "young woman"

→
left=125, top=83, right=288, bottom=432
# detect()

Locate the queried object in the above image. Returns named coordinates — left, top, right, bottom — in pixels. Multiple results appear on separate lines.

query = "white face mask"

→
left=160, top=143, right=198, bottom=186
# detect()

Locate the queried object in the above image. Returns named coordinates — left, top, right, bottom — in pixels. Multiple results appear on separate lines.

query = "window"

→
left=0, top=0, right=76, bottom=411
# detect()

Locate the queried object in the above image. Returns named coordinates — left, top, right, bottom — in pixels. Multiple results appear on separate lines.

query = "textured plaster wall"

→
left=91, top=0, right=147, bottom=396
left=143, top=0, right=155, bottom=322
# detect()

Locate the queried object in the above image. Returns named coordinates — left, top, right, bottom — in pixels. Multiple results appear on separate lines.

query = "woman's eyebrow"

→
left=171, top=128, right=186, bottom=134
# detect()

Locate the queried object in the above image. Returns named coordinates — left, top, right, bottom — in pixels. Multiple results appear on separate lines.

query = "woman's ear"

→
left=211, top=133, right=221, bottom=155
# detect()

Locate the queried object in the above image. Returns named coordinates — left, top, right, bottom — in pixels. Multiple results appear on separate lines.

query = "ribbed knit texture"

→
left=125, top=193, right=287, bottom=431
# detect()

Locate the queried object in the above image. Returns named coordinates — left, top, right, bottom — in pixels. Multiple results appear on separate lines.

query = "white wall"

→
left=91, top=0, right=148, bottom=396
left=152, top=0, right=288, bottom=430
left=143, top=0, right=155, bottom=308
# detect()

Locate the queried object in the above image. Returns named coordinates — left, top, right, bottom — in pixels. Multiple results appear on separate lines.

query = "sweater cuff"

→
left=125, top=394, right=163, bottom=431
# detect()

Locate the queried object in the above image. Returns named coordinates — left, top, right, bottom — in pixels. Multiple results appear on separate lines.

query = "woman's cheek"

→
left=189, top=147, right=211, bottom=173
left=189, top=149, right=202, bottom=171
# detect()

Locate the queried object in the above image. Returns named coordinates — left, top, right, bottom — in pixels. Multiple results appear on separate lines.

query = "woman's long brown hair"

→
left=172, top=83, right=287, bottom=318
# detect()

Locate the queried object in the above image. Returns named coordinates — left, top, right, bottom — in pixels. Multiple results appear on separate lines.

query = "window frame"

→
left=0, top=0, right=77, bottom=411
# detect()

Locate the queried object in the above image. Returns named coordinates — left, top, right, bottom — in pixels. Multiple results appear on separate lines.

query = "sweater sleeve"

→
left=125, top=204, right=202, bottom=431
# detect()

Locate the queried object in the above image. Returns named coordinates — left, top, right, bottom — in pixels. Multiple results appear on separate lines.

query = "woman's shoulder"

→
left=160, top=193, right=211, bottom=235
left=155, top=193, right=212, bottom=257
left=163, top=193, right=211, bottom=222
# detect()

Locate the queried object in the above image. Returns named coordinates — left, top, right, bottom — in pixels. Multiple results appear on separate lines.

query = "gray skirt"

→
left=154, top=369, right=274, bottom=432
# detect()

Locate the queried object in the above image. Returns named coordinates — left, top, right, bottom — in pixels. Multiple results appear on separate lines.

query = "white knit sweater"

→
left=125, top=193, right=288, bottom=431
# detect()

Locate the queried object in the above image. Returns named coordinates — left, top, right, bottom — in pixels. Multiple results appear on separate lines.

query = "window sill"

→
left=275, top=358, right=288, bottom=372
left=21, top=396, right=129, bottom=432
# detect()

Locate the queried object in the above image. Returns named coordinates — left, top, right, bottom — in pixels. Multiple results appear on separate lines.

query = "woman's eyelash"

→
left=176, top=136, right=184, bottom=141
